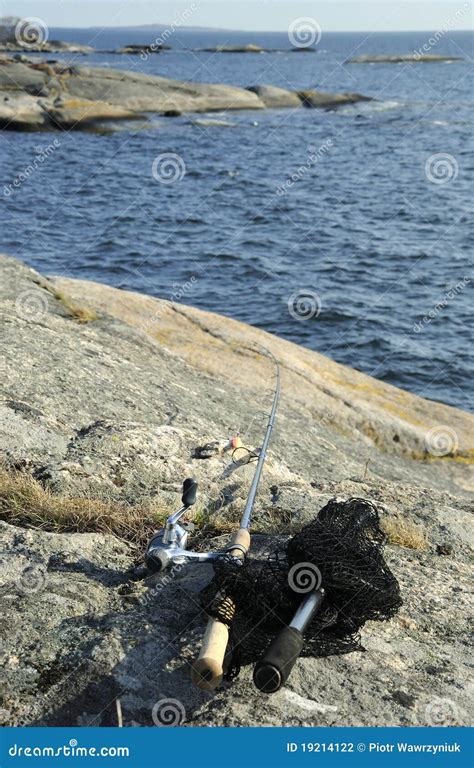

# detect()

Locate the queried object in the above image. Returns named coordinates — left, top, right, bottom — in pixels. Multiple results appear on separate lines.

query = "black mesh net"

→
left=199, top=497, right=402, bottom=680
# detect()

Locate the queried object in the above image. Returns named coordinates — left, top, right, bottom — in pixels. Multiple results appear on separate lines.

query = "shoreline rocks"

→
left=0, top=19, right=93, bottom=54
left=0, top=57, right=373, bottom=131
left=0, top=57, right=263, bottom=130
left=200, top=43, right=266, bottom=53
left=0, top=40, right=94, bottom=54
left=299, top=90, right=373, bottom=108
left=347, top=54, right=463, bottom=64
left=199, top=44, right=318, bottom=54
left=247, top=84, right=303, bottom=108
left=115, top=43, right=170, bottom=55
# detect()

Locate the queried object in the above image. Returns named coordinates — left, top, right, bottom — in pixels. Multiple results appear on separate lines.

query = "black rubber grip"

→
left=253, top=626, right=304, bottom=693
left=182, top=478, right=198, bottom=507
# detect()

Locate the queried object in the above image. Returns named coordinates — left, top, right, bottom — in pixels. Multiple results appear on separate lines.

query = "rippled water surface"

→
left=1, top=29, right=473, bottom=410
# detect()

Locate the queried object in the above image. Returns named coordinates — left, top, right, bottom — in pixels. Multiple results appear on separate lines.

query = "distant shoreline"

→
left=54, top=26, right=474, bottom=33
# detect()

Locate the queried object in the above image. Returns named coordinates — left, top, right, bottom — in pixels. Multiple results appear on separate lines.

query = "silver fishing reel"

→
left=145, top=479, right=223, bottom=573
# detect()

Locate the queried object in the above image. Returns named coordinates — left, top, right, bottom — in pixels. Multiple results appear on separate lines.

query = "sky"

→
left=1, top=0, right=473, bottom=31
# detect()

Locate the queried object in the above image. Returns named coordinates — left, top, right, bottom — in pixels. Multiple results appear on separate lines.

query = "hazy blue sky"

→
left=1, top=0, right=473, bottom=31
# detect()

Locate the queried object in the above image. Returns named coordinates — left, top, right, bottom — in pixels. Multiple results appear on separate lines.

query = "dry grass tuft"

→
left=67, top=304, right=98, bottom=324
left=35, top=281, right=98, bottom=324
left=381, top=516, right=427, bottom=550
left=50, top=288, right=98, bottom=324
left=0, top=465, right=168, bottom=547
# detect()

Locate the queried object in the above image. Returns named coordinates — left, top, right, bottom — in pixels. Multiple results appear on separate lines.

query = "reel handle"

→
left=253, top=626, right=304, bottom=693
left=191, top=528, right=250, bottom=690
left=182, top=478, right=198, bottom=508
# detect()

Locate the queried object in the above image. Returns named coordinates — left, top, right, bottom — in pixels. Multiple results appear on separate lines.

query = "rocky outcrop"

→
left=299, top=90, right=373, bottom=108
left=0, top=40, right=94, bottom=54
left=0, top=17, right=93, bottom=54
left=347, top=54, right=463, bottom=64
left=115, top=43, right=170, bottom=54
left=0, top=57, right=264, bottom=130
left=247, top=84, right=303, bottom=108
left=200, top=44, right=266, bottom=53
left=0, top=57, right=374, bottom=130
left=199, top=44, right=317, bottom=54
left=248, top=87, right=372, bottom=110
left=0, top=90, right=47, bottom=129
left=1, top=254, right=472, bottom=727
left=62, top=65, right=263, bottom=113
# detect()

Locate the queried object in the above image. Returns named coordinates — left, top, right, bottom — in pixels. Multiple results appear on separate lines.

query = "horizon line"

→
left=51, top=24, right=474, bottom=33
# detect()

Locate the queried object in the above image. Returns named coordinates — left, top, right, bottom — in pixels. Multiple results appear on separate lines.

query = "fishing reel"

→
left=145, top=478, right=224, bottom=573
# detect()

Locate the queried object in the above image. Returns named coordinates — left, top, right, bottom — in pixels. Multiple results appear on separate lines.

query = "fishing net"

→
left=199, top=497, right=402, bottom=680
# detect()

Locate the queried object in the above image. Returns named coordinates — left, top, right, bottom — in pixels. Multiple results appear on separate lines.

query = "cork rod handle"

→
left=191, top=529, right=250, bottom=690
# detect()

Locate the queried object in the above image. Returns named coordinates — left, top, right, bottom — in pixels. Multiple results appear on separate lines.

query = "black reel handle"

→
left=253, top=626, right=304, bottom=694
left=182, top=478, right=198, bottom=508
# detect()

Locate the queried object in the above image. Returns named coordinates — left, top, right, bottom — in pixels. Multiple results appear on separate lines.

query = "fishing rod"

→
left=145, top=353, right=402, bottom=696
left=145, top=347, right=281, bottom=687
left=191, top=348, right=280, bottom=689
